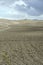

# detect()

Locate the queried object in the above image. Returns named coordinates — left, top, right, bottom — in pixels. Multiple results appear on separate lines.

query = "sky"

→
left=0, top=0, right=43, bottom=20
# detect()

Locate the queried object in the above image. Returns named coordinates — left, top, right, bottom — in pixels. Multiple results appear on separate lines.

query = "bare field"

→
left=0, top=19, right=43, bottom=65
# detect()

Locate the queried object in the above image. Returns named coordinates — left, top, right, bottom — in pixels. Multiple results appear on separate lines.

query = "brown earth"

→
left=0, top=19, right=43, bottom=65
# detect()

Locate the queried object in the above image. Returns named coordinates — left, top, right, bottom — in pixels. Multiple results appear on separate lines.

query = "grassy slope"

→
left=0, top=19, right=43, bottom=65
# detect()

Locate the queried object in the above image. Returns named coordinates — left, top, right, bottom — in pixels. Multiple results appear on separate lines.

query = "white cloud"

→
left=36, top=15, right=43, bottom=20
left=14, top=0, right=27, bottom=6
left=0, top=0, right=43, bottom=20
left=9, top=0, right=27, bottom=9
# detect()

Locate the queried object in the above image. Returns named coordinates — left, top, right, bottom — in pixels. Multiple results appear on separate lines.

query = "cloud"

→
left=14, top=0, right=27, bottom=6
left=29, top=0, right=43, bottom=14
left=0, top=0, right=43, bottom=20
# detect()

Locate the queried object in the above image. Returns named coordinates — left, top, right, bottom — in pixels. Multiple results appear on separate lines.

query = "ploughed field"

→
left=0, top=20, right=43, bottom=65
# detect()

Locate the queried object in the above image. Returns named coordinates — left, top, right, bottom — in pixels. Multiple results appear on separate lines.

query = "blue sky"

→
left=0, top=0, right=43, bottom=20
